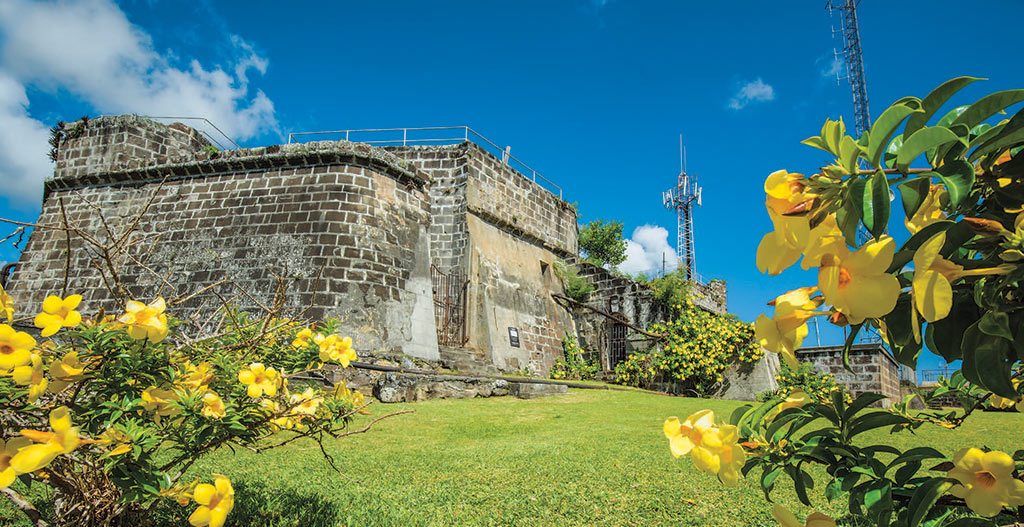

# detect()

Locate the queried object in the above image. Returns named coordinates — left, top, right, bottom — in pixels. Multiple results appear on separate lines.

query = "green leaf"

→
left=961, top=321, right=1018, bottom=398
left=761, top=466, right=784, bottom=500
left=888, top=447, right=946, bottom=469
left=801, top=135, right=830, bottom=154
left=953, top=88, right=1024, bottom=129
left=904, top=77, right=984, bottom=138
left=868, top=99, right=923, bottom=166
left=825, top=478, right=843, bottom=502
left=837, top=191, right=861, bottom=247
left=888, top=220, right=955, bottom=273
left=841, top=323, right=862, bottom=370
left=936, top=160, right=975, bottom=210
left=907, top=477, right=955, bottom=527
left=848, top=411, right=909, bottom=438
left=942, top=518, right=999, bottom=527
left=861, top=171, right=891, bottom=238
left=844, top=392, right=888, bottom=422
left=883, top=133, right=904, bottom=168
left=978, top=311, right=1013, bottom=341
left=839, top=134, right=863, bottom=174
left=969, top=107, right=1024, bottom=162
left=897, top=126, right=965, bottom=173
left=898, top=177, right=932, bottom=219
left=937, top=105, right=968, bottom=127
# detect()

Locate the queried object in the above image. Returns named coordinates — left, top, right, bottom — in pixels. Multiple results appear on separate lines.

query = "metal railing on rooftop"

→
left=287, top=126, right=564, bottom=199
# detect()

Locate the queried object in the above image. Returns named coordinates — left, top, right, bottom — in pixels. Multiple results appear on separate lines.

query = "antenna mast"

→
left=827, top=0, right=871, bottom=136
left=662, top=135, right=702, bottom=282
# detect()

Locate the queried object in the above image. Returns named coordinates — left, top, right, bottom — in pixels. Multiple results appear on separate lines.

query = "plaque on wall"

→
left=508, top=327, right=520, bottom=347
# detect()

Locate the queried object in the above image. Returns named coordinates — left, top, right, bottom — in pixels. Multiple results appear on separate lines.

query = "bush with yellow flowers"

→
left=615, top=299, right=762, bottom=395
left=759, top=361, right=851, bottom=407
left=0, top=287, right=379, bottom=527
left=662, top=78, right=1024, bottom=526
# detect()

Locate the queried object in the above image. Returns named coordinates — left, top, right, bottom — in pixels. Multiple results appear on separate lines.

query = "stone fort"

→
left=7, top=115, right=728, bottom=378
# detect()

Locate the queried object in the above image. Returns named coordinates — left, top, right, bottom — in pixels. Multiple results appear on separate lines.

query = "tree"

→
left=578, top=219, right=627, bottom=269
left=661, top=78, right=1024, bottom=526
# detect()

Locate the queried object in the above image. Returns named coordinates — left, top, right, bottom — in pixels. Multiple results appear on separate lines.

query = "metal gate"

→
left=431, top=265, right=469, bottom=346
left=607, top=321, right=628, bottom=369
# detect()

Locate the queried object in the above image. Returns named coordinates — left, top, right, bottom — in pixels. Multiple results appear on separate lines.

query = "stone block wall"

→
left=796, top=344, right=902, bottom=407
left=692, top=279, right=727, bottom=314
left=10, top=116, right=439, bottom=360
left=574, top=262, right=660, bottom=370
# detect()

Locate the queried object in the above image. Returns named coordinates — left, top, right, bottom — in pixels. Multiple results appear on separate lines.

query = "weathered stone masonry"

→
left=10, top=116, right=440, bottom=361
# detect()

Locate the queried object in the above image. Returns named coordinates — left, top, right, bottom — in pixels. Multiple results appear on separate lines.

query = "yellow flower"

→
left=12, top=406, right=80, bottom=473
left=819, top=236, right=900, bottom=325
left=0, top=284, right=13, bottom=322
left=689, top=424, right=746, bottom=486
left=140, top=386, right=180, bottom=419
left=912, top=232, right=1010, bottom=329
left=755, top=287, right=823, bottom=367
left=290, top=387, right=322, bottom=416
left=96, top=428, right=133, bottom=458
left=179, top=361, right=215, bottom=392
left=766, top=388, right=812, bottom=422
left=947, top=448, right=1024, bottom=517
left=663, top=409, right=716, bottom=458
left=33, top=294, right=83, bottom=337
left=771, top=505, right=836, bottom=527
left=756, top=170, right=816, bottom=275
left=905, top=184, right=947, bottom=234
left=48, top=351, right=86, bottom=393
left=12, top=353, right=48, bottom=402
left=800, top=215, right=846, bottom=270
left=0, top=324, right=36, bottom=370
left=318, top=335, right=357, bottom=366
left=238, top=363, right=280, bottom=398
left=118, top=297, right=169, bottom=343
left=201, top=391, right=227, bottom=420
left=189, top=474, right=235, bottom=527
left=0, top=436, right=32, bottom=488
left=291, top=327, right=315, bottom=348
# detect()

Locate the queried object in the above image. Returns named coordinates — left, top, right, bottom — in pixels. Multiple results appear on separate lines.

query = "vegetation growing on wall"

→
left=578, top=219, right=627, bottom=269
left=615, top=299, right=761, bottom=395
left=663, top=78, right=1024, bottom=526
left=646, top=268, right=692, bottom=318
left=553, top=259, right=595, bottom=303
left=757, top=361, right=850, bottom=406
left=550, top=334, right=600, bottom=381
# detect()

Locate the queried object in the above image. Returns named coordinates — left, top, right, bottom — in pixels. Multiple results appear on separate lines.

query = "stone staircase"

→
left=437, top=345, right=501, bottom=376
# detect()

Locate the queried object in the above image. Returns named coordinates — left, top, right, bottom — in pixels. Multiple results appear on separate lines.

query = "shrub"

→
left=550, top=334, right=600, bottom=381
left=578, top=219, right=627, bottom=269
left=0, top=289, right=396, bottom=527
left=615, top=299, right=762, bottom=395
left=647, top=268, right=692, bottom=318
left=758, top=361, right=850, bottom=405
left=553, top=259, right=594, bottom=303
left=662, top=78, right=1024, bottom=526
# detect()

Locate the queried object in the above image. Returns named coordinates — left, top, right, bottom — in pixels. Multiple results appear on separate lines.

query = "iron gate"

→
left=607, top=321, right=628, bottom=369
left=431, top=265, right=469, bottom=346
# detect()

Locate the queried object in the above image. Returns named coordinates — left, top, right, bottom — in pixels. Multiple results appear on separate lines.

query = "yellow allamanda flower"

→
left=771, top=505, right=836, bottom=527
left=912, top=232, right=1011, bottom=330
left=756, top=170, right=816, bottom=275
left=0, top=436, right=31, bottom=488
left=290, top=387, right=322, bottom=416
left=48, top=351, right=86, bottom=393
left=663, top=409, right=716, bottom=458
left=947, top=448, right=1024, bottom=517
left=318, top=335, right=357, bottom=366
left=905, top=185, right=947, bottom=234
left=765, top=388, right=812, bottom=422
left=189, top=474, right=235, bottom=527
left=291, top=327, right=315, bottom=349
left=0, top=284, right=13, bottom=322
left=33, top=294, right=83, bottom=337
left=689, top=423, right=746, bottom=486
left=0, top=324, right=36, bottom=370
left=238, top=363, right=280, bottom=398
left=800, top=214, right=846, bottom=270
left=755, top=287, right=824, bottom=367
left=118, top=297, right=169, bottom=343
left=819, top=236, right=900, bottom=325
left=95, top=428, right=133, bottom=458
left=140, top=386, right=180, bottom=420
left=179, top=361, right=215, bottom=392
left=201, top=391, right=227, bottom=420
left=12, top=406, right=80, bottom=474
left=12, top=353, right=48, bottom=402
left=989, top=380, right=1023, bottom=412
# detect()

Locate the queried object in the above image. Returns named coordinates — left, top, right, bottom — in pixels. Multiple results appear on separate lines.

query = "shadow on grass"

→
left=153, top=478, right=342, bottom=527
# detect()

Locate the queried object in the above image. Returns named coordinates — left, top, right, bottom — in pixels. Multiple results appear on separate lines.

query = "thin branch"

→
left=1, top=487, right=48, bottom=527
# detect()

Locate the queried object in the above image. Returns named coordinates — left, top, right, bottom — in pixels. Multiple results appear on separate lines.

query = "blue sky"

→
left=1, top=0, right=1022, bottom=371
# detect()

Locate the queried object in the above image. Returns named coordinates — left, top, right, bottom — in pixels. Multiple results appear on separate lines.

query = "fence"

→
left=430, top=265, right=469, bottom=347
left=287, top=126, right=563, bottom=199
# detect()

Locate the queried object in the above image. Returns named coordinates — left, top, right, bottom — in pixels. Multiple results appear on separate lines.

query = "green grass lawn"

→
left=4, top=389, right=1022, bottom=526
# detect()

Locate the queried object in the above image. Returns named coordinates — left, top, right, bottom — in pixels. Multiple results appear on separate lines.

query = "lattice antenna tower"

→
left=827, top=0, right=871, bottom=136
left=662, top=135, right=702, bottom=281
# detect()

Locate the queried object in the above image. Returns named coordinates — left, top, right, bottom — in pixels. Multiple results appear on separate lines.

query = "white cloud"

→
left=821, top=56, right=843, bottom=78
left=0, top=72, right=51, bottom=208
left=0, top=0, right=278, bottom=204
left=728, top=78, right=775, bottom=110
left=619, top=225, right=679, bottom=277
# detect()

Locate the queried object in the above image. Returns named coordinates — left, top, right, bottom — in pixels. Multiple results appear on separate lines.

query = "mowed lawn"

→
left=4, top=389, right=1023, bottom=526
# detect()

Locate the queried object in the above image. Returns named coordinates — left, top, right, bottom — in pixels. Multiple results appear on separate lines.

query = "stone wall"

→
left=796, top=343, right=902, bottom=407
left=692, top=279, right=727, bottom=314
left=574, top=262, right=661, bottom=371
left=10, top=116, right=440, bottom=360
